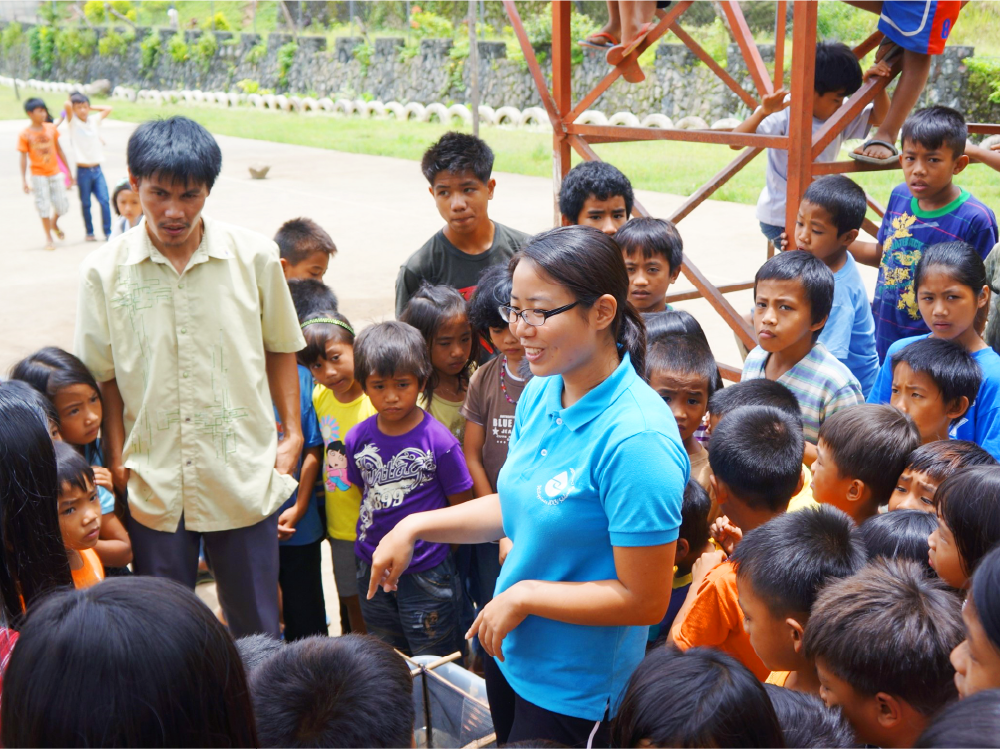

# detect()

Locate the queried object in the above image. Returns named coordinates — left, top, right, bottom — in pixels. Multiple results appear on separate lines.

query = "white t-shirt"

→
left=755, top=103, right=873, bottom=227
left=67, top=115, right=104, bottom=166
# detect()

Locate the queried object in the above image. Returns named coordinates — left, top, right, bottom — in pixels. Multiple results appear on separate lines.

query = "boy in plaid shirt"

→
left=741, top=252, right=864, bottom=465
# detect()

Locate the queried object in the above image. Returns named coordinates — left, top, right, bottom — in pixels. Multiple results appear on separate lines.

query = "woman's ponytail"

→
left=619, top=302, right=647, bottom=379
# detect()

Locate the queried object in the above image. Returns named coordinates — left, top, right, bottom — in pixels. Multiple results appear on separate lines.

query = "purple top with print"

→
left=346, top=410, right=473, bottom=573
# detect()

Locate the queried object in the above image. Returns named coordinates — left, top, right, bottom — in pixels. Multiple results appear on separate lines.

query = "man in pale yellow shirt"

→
left=74, top=117, right=306, bottom=637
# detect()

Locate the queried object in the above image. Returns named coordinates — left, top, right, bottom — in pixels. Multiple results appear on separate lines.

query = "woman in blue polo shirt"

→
left=367, top=226, right=688, bottom=747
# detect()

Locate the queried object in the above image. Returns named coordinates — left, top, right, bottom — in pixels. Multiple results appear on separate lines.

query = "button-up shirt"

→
left=74, top=216, right=306, bottom=533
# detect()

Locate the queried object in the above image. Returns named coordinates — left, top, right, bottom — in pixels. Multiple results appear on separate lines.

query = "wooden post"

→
left=784, top=0, right=817, bottom=245
left=468, top=0, right=479, bottom=137
left=551, top=1, right=572, bottom=225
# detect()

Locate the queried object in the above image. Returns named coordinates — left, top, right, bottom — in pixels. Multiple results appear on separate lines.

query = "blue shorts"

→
left=759, top=221, right=785, bottom=243
left=878, top=0, right=961, bottom=56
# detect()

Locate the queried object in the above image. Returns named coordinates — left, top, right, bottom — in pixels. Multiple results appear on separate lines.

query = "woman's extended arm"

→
left=469, top=542, right=676, bottom=661
left=367, top=494, right=504, bottom=598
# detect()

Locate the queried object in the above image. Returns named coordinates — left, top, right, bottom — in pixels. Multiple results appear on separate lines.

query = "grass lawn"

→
left=4, top=84, right=999, bottom=214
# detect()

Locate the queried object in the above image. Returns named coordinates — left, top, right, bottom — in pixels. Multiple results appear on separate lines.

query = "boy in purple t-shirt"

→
left=346, top=321, right=473, bottom=658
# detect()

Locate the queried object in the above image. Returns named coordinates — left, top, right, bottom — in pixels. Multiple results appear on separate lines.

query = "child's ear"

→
left=875, top=692, right=904, bottom=728
left=427, top=185, right=435, bottom=199
left=560, top=214, right=572, bottom=227
left=785, top=616, right=806, bottom=654
left=486, top=178, right=496, bottom=199
left=709, top=474, right=725, bottom=502
left=669, top=265, right=682, bottom=284
left=809, top=314, right=828, bottom=334
left=794, top=468, right=805, bottom=496
left=953, top=153, right=970, bottom=174
left=840, top=228, right=860, bottom=246
left=279, top=257, right=290, bottom=273
left=676, top=538, right=690, bottom=560
left=946, top=395, right=972, bottom=421
left=847, top=478, right=869, bottom=505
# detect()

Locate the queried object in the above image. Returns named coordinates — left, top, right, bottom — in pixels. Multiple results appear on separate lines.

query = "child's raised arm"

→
left=729, top=89, right=789, bottom=150
left=93, top=104, right=113, bottom=120
left=966, top=142, right=1000, bottom=173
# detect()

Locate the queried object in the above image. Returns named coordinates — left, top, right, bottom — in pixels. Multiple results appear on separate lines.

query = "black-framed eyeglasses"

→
left=498, top=302, right=580, bottom=327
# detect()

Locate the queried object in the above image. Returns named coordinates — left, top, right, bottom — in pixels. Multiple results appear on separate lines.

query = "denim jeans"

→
left=759, top=221, right=785, bottom=243
left=77, top=165, right=111, bottom=238
left=357, top=554, right=465, bottom=661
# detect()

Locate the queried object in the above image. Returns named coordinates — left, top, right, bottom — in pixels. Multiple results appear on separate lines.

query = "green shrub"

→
left=98, top=27, right=133, bottom=58
left=84, top=0, right=136, bottom=25
left=352, top=41, right=373, bottom=72
left=167, top=32, right=189, bottom=63
left=202, top=12, right=232, bottom=31
left=192, top=30, right=218, bottom=69
left=521, top=10, right=595, bottom=65
left=55, top=27, right=98, bottom=60
left=139, top=30, right=160, bottom=73
left=409, top=7, right=453, bottom=39
left=237, top=78, right=259, bottom=93
left=28, top=24, right=56, bottom=77
left=965, top=56, right=1000, bottom=124
left=1, top=22, right=24, bottom=56
left=277, top=40, right=298, bottom=86
left=245, top=41, right=267, bottom=66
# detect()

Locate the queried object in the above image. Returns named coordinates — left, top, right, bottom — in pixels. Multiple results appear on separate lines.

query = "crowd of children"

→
left=9, top=14, right=1000, bottom=747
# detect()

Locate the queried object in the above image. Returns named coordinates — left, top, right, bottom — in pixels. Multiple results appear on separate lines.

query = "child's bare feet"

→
left=85, top=234, right=98, bottom=242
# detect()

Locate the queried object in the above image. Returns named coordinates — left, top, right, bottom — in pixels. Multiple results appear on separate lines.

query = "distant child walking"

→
left=17, top=97, right=70, bottom=251
left=63, top=93, right=113, bottom=241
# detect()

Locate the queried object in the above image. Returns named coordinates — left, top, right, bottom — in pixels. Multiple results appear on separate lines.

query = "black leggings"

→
left=278, top=540, right=328, bottom=641
left=483, top=656, right=611, bottom=748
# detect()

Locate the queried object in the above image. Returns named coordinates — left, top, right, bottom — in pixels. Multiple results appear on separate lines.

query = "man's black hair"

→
left=708, top=405, right=804, bottom=511
left=901, top=105, right=968, bottom=158
left=801, top=175, right=867, bottom=236
left=420, top=131, right=494, bottom=185
left=127, top=116, right=223, bottom=190
left=814, top=41, right=863, bottom=97
left=558, top=161, right=635, bottom=223
left=250, top=634, right=414, bottom=748
left=859, top=510, right=937, bottom=576
left=23, top=97, right=47, bottom=114
left=615, top=217, right=683, bottom=270
left=764, top=684, right=857, bottom=749
left=287, top=279, right=339, bottom=323
left=708, top=378, right=802, bottom=426
left=468, top=263, right=512, bottom=335
left=679, top=479, right=711, bottom=552
left=891, top=337, right=982, bottom=423
left=646, top=333, right=720, bottom=399
left=732, top=505, right=867, bottom=617
left=755, top=250, right=835, bottom=339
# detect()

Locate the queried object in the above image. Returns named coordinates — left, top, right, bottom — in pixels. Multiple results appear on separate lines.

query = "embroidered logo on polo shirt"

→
left=538, top=469, right=575, bottom=506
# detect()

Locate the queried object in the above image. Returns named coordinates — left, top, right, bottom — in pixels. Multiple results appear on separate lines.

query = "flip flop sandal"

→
left=850, top=138, right=899, bottom=165
left=53, top=227, right=65, bottom=240
left=606, top=21, right=655, bottom=66
left=579, top=31, right=619, bottom=49
left=44, top=243, right=56, bottom=251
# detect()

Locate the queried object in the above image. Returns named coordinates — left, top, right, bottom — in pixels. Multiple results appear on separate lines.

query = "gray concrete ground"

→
left=0, top=117, right=877, bottom=631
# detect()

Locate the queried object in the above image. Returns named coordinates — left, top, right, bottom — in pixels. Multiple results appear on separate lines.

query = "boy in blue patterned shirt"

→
left=742, top=252, right=864, bottom=465
left=849, top=106, right=998, bottom=361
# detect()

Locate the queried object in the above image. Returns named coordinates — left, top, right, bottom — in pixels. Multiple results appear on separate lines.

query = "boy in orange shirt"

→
left=670, top=404, right=804, bottom=681
left=17, top=97, right=71, bottom=251
left=54, top=442, right=105, bottom=589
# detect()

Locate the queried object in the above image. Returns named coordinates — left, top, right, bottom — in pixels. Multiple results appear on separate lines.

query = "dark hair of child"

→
left=353, top=321, right=433, bottom=388
left=558, top=161, right=635, bottom=224
left=54, top=440, right=95, bottom=495
left=914, top=240, right=987, bottom=296
left=235, top=634, right=284, bottom=678
left=467, top=263, right=513, bottom=337
left=298, top=311, right=355, bottom=369
left=891, top=337, right=982, bottom=418
left=934, top=465, right=1000, bottom=579
left=859, top=510, right=937, bottom=575
left=814, top=41, right=863, bottom=97
left=901, top=105, right=968, bottom=159
left=646, top=334, right=721, bottom=400
left=801, top=175, right=867, bottom=235
left=708, top=405, right=805, bottom=511
left=10, top=346, right=102, bottom=404
left=818, top=404, right=922, bottom=508
left=679, top=479, right=711, bottom=557
left=707, top=378, right=802, bottom=424
left=804, top=559, right=963, bottom=716
left=754, top=251, right=835, bottom=341
left=0, top=577, right=258, bottom=748
left=274, top=218, right=338, bottom=266
left=0, top=390, right=73, bottom=619
left=111, top=179, right=133, bottom=217
left=614, top=217, right=683, bottom=269
left=732, top=505, right=867, bottom=618
left=611, top=646, right=785, bottom=748
left=421, top=131, right=494, bottom=185
left=399, top=283, right=479, bottom=403
left=23, top=97, right=48, bottom=114
left=249, top=634, right=414, bottom=749
left=644, top=308, right=708, bottom=346
left=914, top=689, right=1000, bottom=749
left=763, top=683, right=856, bottom=749
left=513, top=225, right=647, bottom=376
left=287, top=279, right=339, bottom=323
left=968, top=545, right=1000, bottom=671
left=69, top=92, right=90, bottom=105
left=0, top=380, right=59, bottom=432
left=127, top=116, right=222, bottom=190
left=906, top=440, right=997, bottom=483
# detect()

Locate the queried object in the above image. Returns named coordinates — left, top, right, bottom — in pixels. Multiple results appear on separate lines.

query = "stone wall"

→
left=0, top=22, right=979, bottom=122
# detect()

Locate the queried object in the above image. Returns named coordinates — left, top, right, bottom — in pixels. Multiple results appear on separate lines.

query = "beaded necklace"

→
left=499, top=356, right=518, bottom=405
